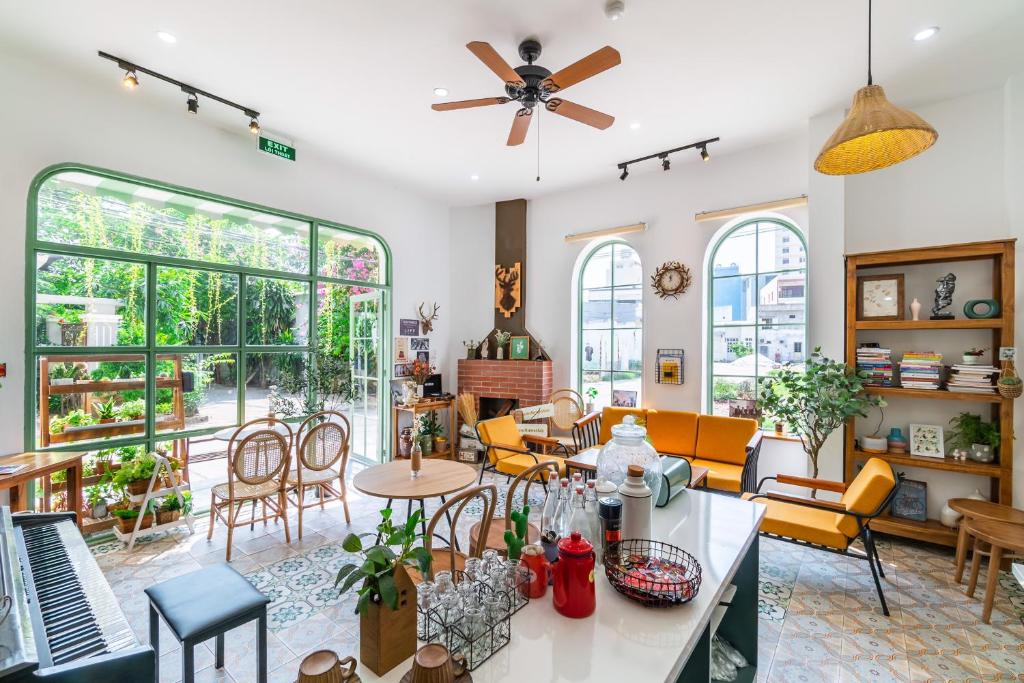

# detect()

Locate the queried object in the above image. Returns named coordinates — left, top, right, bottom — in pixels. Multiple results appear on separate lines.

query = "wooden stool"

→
left=950, top=498, right=1024, bottom=583
left=963, top=517, right=1024, bottom=623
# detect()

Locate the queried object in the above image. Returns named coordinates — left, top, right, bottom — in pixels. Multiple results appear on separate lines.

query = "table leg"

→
left=9, top=484, right=26, bottom=512
left=954, top=519, right=970, bottom=583
left=966, top=537, right=984, bottom=598
left=68, top=463, right=83, bottom=529
left=375, top=499, right=394, bottom=544
left=982, top=545, right=1003, bottom=624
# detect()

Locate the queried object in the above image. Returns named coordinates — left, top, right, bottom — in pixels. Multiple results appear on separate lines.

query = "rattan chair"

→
left=409, top=484, right=497, bottom=583
left=548, top=388, right=584, bottom=453
left=286, top=411, right=352, bottom=539
left=208, top=420, right=294, bottom=561
left=468, top=460, right=556, bottom=556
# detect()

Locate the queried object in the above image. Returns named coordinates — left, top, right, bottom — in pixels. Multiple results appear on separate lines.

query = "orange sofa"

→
left=573, top=407, right=763, bottom=494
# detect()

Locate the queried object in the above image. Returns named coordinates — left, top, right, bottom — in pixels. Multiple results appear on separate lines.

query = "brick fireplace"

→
left=457, top=359, right=553, bottom=416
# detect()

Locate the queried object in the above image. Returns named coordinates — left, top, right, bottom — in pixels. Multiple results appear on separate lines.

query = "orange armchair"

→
left=475, top=415, right=569, bottom=483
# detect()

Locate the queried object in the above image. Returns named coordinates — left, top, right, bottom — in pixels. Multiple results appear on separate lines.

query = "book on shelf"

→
left=856, top=346, right=894, bottom=387
left=0, top=464, right=27, bottom=476
left=947, top=364, right=998, bottom=394
left=898, top=351, right=943, bottom=390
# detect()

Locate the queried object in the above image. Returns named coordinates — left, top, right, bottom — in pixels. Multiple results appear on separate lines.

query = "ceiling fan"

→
left=432, top=39, right=620, bottom=146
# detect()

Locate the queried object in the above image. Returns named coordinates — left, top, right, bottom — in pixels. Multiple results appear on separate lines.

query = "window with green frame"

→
left=707, top=218, right=806, bottom=419
left=27, top=166, right=390, bottom=456
left=578, top=241, right=643, bottom=408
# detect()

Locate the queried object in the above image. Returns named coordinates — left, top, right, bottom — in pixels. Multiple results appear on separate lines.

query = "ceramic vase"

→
left=399, top=428, right=414, bottom=457
left=910, top=298, right=922, bottom=321
left=968, top=443, right=994, bottom=463
left=886, top=427, right=908, bottom=453
left=968, top=488, right=987, bottom=502
left=415, top=384, right=424, bottom=398
left=496, top=346, right=504, bottom=360
left=939, top=501, right=962, bottom=528
left=410, top=443, right=422, bottom=478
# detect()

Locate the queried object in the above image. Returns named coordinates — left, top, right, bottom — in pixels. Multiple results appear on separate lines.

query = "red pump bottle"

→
left=552, top=531, right=596, bottom=618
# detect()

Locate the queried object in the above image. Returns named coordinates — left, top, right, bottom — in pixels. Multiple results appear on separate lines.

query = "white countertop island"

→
left=362, top=488, right=767, bottom=683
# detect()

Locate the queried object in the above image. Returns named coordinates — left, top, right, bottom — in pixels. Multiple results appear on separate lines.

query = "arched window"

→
left=578, top=241, right=643, bottom=409
left=706, top=218, right=806, bottom=417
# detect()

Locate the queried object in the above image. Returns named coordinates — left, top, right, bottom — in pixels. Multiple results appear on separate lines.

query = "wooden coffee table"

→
left=950, top=498, right=1024, bottom=584
left=564, top=448, right=709, bottom=490
left=963, top=517, right=1024, bottom=623
left=353, top=459, right=478, bottom=546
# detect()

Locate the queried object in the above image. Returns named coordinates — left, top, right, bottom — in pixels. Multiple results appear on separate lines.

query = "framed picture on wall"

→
left=399, top=319, right=420, bottom=336
left=890, top=479, right=927, bottom=522
left=510, top=336, right=530, bottom=360
left=857, top=274, right=905, bottom=321
left=394, top=337, right=411, bottom=363
left=611, top=390, right=637, bottom=407
left=410, top=337, right=430, bottom=351
left=909, top=423, right=944, bottom=458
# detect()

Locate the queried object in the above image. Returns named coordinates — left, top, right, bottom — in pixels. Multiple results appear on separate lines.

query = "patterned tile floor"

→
left=90, top=470, right=1024, bottom=683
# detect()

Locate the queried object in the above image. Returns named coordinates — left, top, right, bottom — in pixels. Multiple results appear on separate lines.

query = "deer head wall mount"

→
left=495, top=262, right=522, bottom=319
left=418, top=302, right=439, bottom=333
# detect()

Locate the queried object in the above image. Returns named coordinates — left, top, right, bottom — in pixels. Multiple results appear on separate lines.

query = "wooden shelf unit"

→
left=391, top=396, right=458, bottom=461
left=844, top=239, right=1015, bottom=547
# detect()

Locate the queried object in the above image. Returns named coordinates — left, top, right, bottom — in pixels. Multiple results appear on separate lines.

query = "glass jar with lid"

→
left=595, top=414, right=662, bottom=503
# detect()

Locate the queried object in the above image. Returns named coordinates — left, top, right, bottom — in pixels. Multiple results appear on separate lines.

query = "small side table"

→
left=964, top=517, right=1024, bottom=623
left=950, top=498, right=1024, bottom=583
left=145, top=563, right=270, bottom=683
left=0, top=451, right=85, bottom=529
left=392, top=396, right=458, bottom=459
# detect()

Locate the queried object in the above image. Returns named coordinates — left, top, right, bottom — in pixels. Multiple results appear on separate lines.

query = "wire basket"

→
left=604, top=539, right=702, bottom=607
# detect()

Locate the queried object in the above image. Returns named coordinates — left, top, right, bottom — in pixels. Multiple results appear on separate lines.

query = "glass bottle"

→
left=567, top=486, right=588, bottom=539
left=552, top=479, right=571, bottom=539
left=540, top=471, right=560, bottom=540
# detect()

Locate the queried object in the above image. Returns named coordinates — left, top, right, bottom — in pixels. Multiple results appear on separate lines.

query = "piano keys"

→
left=0, top=507, right=154, bottom=682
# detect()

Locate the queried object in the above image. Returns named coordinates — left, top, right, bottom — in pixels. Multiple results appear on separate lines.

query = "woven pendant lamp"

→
left=814, top=0, right=937, bottom=175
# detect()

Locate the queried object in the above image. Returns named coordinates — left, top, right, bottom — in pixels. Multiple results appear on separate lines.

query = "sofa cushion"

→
left=690, top=458, right=743, bottom=493
left=694, top=415, right=758, bottom=466
left=645, top=410, right=698, bottom=456
left=598, top=407, right=647, bottom=444
left=741, top=494, right=849, bottom=550
left=477, top=416, right=526, bottom=463
left=837, top=457, right=897, bottom=538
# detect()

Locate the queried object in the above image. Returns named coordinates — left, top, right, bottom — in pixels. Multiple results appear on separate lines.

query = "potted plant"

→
left=759, top=347, right=883, bottom=489
left=860, top=399, right=889, bottom=453
left=85, top=485, right=108, bottom=519
left=49, top=362, right=77, bottom=386
left=93, top=398, right=118, bottom=424
left=116, top=399, right=146, bottom=422
left=112, top=453, right=158, bottom=496
left=493, top=330, right=512, bottom=360
left=418, top=411, right=442, bottom=455
left=948, top=412, right=1000, bottom=463
left=111, top=507, right=154, bottom=533
left=962, top=347, right=986, bottom=365
left=462, top=339, right=477, bottom=360
left=335, top=508, right=431, bottom=676
left=156, top=491, right=191, bottom=525
left=410, top=359, right=435, bottom=399
left=585, top=387, right=598, bottom=414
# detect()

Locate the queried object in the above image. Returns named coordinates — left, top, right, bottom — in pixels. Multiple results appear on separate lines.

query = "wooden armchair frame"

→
left=746, top=468, right=904, bottom=616
left=474, top=424, right=570, bottom=485
left=469, top=460, right=559, bottom=555
left=420, top=484, right=498, bottom=582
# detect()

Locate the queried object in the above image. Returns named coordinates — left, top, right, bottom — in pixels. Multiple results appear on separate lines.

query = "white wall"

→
left=0, top=48, right=452, bottom=458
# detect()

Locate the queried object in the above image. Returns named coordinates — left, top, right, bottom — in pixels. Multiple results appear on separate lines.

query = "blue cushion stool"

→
left=144, top=563, right=270, bottom=683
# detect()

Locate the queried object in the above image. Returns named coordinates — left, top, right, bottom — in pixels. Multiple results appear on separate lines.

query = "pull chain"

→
left=536, top=105, right=542, bottom=182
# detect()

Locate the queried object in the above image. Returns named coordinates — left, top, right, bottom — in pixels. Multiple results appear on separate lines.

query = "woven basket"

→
left=998, top=363, right=1022, bottom=399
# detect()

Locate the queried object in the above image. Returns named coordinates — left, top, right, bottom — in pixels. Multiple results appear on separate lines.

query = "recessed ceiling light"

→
left=629, top=121, right=641, bottom=130
left=913, top=26, right=939, bottom=41
left=156, top=31, right=177, bottom=44
left=470, top=174, right=479, bottom=181
left=433, top=87, right=449, bottom=97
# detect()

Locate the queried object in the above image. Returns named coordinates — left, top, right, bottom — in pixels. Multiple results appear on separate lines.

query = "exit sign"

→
left=259, top=136, right=296, bottom=161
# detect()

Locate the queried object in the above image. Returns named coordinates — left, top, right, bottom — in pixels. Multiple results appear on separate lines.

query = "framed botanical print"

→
left=509, top=336, right=530, bottom=360
left=909, top=423, right=944, bottom=458
left=857, top=273, right=905, bottom=321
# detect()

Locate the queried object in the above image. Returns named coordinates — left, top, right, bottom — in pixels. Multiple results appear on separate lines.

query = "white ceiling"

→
left=2, top=0, right=1023, bottom=205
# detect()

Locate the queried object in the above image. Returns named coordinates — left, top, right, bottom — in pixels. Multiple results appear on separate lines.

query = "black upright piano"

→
left=0, top=507, right=154, bottom=682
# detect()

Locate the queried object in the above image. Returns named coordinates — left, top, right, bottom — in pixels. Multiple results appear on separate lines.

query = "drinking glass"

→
left=481, top=549, right=501, bottom=575
left=434, top=570, right=455, bottom=598
left=438, top=590, right=461, bottom=627
left=457, top=581, right=478, bottom=611
left=462, top=605, right=488, bottom=666
left=416, top=582, right=437, bottom=641
left=463, top=557, right=482, bottom=583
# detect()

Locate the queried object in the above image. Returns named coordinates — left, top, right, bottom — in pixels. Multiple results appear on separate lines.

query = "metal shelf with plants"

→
left=843, top=239, right=1015, bottom=547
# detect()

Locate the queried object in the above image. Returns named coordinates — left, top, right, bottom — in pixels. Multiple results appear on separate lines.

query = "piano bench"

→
left=144, top=563, right=271, bottom=683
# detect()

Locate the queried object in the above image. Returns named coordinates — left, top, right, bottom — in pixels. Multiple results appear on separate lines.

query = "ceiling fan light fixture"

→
left=604, top=0, right=625, bottom=21
left=815, top=0, right=937, bottom=175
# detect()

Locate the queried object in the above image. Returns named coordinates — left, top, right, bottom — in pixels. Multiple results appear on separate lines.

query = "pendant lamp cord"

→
left=867, top=0, right=873, bottom=85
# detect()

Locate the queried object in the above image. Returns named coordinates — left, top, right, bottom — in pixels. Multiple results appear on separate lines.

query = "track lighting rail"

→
left=98, top=51, right=261, bottom=129
left=616, top=136, right=719, bottom=179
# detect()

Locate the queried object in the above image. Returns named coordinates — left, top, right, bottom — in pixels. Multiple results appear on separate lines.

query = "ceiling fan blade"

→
left=507, top=108, right=533, bottom=146
left=542, top=46, right=621, bottom=93
left=467, top=41, right=526, bottom=87
left=432, top=97, right=510, bottom=111
left=545, top=98, right=614, bottom=130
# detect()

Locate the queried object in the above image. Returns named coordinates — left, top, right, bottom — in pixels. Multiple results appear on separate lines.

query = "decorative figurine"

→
left=480, top=338, right=489, bottom=359
left=930, top=273, right=956, bottom=320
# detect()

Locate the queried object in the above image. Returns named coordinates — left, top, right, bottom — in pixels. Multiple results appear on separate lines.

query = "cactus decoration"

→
left=503, top=505, right=530, bottom=560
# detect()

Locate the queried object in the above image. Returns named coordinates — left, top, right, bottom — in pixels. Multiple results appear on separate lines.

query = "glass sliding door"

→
left=348, top=291, right=383, bottom=463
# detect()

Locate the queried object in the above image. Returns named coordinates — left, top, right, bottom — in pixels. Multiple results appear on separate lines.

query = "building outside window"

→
left=707, top=218, right=806, bottom=418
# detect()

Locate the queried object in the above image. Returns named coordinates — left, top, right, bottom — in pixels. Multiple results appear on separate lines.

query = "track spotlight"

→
left=248, top=115, right=260, bottom=135
left=700, top=145, right=710, bottom=162
left=660, top=154, right=670, bottom=171
left=619, top=166, right=629, bottom=181
left=122, top=69, right=139, bottom=90
left=186, top=93, right=199, bottom=114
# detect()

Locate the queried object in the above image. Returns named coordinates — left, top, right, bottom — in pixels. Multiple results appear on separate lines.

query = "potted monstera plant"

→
left=335, top=508, right=431, bottom=676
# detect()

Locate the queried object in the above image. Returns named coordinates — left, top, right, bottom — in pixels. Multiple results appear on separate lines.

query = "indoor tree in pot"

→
left=335, top=508, right=431, bottom=676
left=759, top=347, right=882, bottom=490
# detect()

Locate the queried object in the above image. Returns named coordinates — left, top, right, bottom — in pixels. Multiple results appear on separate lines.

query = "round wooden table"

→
left=950, top=498, right=1024, bottom=584
left=963, top=517, right=1024, bottom=623
left=353, top=459, right=477, bottom=545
